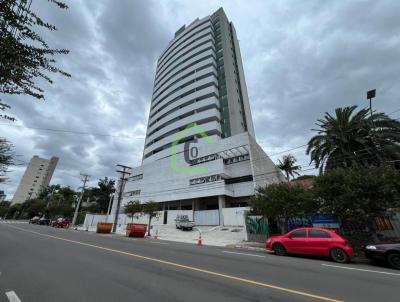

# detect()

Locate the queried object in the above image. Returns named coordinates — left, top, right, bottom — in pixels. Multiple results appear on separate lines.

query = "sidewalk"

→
left=78, top=224, right=247, bottom=247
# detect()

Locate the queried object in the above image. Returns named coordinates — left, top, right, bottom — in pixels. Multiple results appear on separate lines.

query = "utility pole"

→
left=72, top=173, right=90, bottom=226
left=112, top=165, right=131, bottom=233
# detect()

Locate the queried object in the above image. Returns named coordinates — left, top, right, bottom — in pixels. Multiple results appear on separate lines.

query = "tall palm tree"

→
left=307, top=105, right=400, bottom=173
left=277, top=154, right=301, bottom=181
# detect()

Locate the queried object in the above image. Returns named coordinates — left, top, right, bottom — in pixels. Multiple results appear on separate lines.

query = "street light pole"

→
left=112, top=165, right=131, bottom=233
left=106, top=193, right=114, bottom=223
left=367, top=89, right=376, bottom=128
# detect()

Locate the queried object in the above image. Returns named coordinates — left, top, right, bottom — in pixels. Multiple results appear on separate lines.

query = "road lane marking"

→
left=321, top=264, right=400, bottom=276
left=222, top=251, right=266, bottom=258
left=5, top=291, right=21, bottom=302
left=5, top=225, right=342, bottom=302
left=150, top=241, right=169, bottom=245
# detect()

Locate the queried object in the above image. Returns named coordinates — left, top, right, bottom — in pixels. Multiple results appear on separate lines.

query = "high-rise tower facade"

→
left=143, top=8, right=254, bottom=164
left=115, top=8, right=284, bottom=225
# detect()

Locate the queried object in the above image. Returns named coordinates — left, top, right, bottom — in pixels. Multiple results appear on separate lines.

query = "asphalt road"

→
left=0, top=223, right=399, bottom=302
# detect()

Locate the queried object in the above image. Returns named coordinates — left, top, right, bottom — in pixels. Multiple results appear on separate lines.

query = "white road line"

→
left=321, top=264, right=400, bottom=276
left=150, top=241, right=169, bottom=245
left=5, top=291, right=22, bottom=302
left=222, top=251, right=266, bottom=258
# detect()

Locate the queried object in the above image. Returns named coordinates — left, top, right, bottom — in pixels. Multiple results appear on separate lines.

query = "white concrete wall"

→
left=125, top=211, right=164, bottom=226
left=83, top=214, right=123, bottom=229
left=248, top=135, right=286, bottom=188
left=222, top=207, right=249, bottom=226
left=83, top=212, right=165, bottom=231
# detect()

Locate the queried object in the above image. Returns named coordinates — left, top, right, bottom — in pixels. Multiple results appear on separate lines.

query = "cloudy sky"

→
left=2, top=0, right=400, bottom=198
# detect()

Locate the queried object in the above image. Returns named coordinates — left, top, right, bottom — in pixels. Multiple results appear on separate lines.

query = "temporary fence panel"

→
left=246, top=215, right=269, bottom=242
left=167, top=210, right=194, bottom=225
left=194, top=209, right=219, bottom=226
left=222, top=207, right=249, bottom=226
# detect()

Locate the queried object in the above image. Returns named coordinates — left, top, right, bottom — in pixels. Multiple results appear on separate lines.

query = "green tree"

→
left=20, top=198, right=46, bottom=219
left=124, top=200, right=142, bottom=222
left=0, top=0, right=70, bottom=120
left=249, top=183, right=315, bottom=233
left=0, top=138, right=13, bottom=182
left=142, top=201, right=160, bottom=236
left=313, top=165, right=400, bottom=230
left=88, top=177, right=115, bottom=214
left=277, top=154, right=301, bottom=181
left=42, top=185, right=76, bottom=219
left=0, top=201, right=10, bottom=218
left=307, top=106, right=400, bottom=173
left=6, top=203, right=22, bottom=219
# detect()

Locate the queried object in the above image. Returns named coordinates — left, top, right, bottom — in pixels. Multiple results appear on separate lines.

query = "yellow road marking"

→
left=6, top=225, right=342, bottom=302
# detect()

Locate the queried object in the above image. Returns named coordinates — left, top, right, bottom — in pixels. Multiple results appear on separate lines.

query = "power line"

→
left=267, top=144, right=308, bottom=157
left=387, top=108, right=400, bottom=116
left=0, top=123, right=145, bottom=140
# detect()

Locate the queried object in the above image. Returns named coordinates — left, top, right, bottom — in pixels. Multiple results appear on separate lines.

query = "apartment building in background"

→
left=11, top=155, right=59, bottom=205
left=113, top=8, right=284, bottom=225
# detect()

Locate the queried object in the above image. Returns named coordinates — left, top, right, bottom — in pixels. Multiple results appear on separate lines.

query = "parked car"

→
left=266, top=227, right=355, bottom=263
left=363, top=241, right=400, bottom=270
left=38, top=217, right=51, bottom=225
left=51, top=217, right=70, bottom=228
left=175, top=214, right=195, bottom=231
left=29, top=216, right=40, bottom=224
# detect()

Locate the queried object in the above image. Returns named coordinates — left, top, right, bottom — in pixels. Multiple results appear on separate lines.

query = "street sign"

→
left=367, top=89, right=376, bottom=99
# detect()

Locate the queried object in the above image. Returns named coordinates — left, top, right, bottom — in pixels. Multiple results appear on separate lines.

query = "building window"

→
left=189, top=174, right=222, bottom=185
left=223, top=154, right=250, bottom=165
left=224, top=175, right=253, bottom=184
left=190, top=153, right=221, bottom=166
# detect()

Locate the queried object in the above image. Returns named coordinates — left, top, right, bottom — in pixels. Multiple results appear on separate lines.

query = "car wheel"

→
left=330, top=248, right=348, bottom=263
left=387, top=253, right=400, bottom=270
left=273, top=243, right=286, bottom=256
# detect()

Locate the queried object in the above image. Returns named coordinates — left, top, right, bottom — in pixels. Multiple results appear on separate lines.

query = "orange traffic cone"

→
left=197, top=235, right=202, bottom=246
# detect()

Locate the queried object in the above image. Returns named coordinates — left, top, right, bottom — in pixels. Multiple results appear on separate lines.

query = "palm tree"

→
left=277, top=154, right=301, bottom=181
left=307, top=105, right=400, bottom=173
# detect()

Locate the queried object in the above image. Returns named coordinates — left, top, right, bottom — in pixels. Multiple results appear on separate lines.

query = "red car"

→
left=266, top=227, right=354, bottom=263
left=51, top=218, right=70, bottom=228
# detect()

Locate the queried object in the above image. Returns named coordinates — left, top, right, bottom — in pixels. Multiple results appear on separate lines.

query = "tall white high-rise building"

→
left=116, top=8, right=284, bottom=225
left=11, top=155, right=59, bottom=204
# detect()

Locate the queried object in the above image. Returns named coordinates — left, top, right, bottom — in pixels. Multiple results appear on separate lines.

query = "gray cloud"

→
left=2, top=0, right=399, bottom=198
